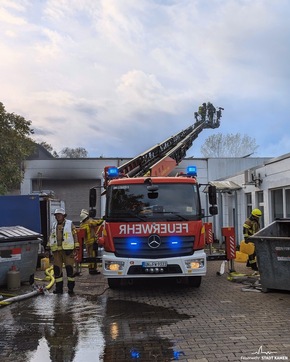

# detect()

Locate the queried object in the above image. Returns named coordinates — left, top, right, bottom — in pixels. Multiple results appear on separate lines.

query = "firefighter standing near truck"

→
left=243, top=208, right=262, bottom=271
left=47, top=208, right=79, bottom=294
left=79, top=209, right=103, bottom=275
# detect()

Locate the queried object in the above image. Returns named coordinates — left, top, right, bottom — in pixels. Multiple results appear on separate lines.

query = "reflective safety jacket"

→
left=80, top=218, right=103, bottom=245
left=243, top=216, right=260, bottom=240
left=49, top=220, right=79, bottom=251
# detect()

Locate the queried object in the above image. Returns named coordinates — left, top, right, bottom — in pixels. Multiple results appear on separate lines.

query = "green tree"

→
left=200, top=133, right=258, bottom=157
left=0, top=102, right=35, bottom=194
left=60, top=147, right=88, bottom=158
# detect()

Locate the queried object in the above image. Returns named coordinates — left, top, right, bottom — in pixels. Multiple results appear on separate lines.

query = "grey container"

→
left=0, top=226, right=42, bottom=286
left=249, top=219, right=290, bottom=292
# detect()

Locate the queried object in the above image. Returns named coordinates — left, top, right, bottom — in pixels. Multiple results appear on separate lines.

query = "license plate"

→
left=142, top=261, right=167, bottom=267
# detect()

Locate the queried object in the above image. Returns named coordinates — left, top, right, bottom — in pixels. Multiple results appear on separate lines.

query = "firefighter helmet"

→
left=54, top=208, right=66, bottom=216
left=80, top=209, right=89, bottom=222
left=251, top=208, right=262, bottom=218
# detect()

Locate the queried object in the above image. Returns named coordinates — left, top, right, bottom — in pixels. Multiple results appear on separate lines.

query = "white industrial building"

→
left=21, top=145, right=290, bottom=245
left=216, top=153, right=290, bottom=244
left=22, top=145, right=287, bottom=239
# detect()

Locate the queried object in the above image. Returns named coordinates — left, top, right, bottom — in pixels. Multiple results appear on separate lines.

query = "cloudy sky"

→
left=0, top=0, right=289, bottom=158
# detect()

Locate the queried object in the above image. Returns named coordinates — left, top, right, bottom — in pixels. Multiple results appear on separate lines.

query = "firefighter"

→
left=194, top=111, right=199, bottom=124
left=198, top=103, right=207, bottom=122
left=207, top=102, right=216, bottom=122
left=47, top=208, right=79, bottom=295
left=79, top=209, right=103, bottom=275
left=243, top=208, right=262, bottom=271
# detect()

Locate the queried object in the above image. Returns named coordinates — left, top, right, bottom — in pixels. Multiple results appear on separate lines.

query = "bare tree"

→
left=200, top=133, right=258, bottom=157
left=60, top=147, right=88, bottom=158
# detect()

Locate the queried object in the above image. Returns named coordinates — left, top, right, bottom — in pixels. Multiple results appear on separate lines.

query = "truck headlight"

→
left=185, top=259, right=204, bottom=269
left=105, top=261, right=125, bottom=271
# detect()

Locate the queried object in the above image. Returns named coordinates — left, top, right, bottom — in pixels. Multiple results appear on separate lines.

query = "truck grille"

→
left=128, top=264, right=182, bottom=275
left=113, top=235, right=194, bottom=259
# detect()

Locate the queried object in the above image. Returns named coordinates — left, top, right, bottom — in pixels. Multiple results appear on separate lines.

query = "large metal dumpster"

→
left=0, top=226, right=42, bottom=286
left=249, top=219, right=290, bottom=292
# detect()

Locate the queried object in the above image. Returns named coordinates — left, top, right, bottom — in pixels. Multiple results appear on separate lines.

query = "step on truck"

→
left=90, top=103, right=223, bottom=288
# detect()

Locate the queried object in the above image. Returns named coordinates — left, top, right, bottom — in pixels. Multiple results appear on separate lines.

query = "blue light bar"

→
left=107, top=167, right=119, bottom=178
left=186, top=165, right=197, bottom=176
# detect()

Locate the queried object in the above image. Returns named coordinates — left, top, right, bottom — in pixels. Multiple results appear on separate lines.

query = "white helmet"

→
left=80, top=209, right=89, bottom=222
left=54, top=208, right=66, bottom=216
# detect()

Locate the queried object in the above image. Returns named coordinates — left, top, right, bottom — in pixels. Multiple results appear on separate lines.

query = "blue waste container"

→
left=249, top=219, right=290, bottom=292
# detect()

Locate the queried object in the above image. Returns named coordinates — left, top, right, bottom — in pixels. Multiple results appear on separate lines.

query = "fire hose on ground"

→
left=0, top=266, right=55, bottom=307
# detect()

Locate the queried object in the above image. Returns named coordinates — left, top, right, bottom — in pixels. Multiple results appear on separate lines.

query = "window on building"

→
left=257, top=191, right=263, bottom=204
left=286, top=189, right=290, bottom=218
left=271, top=189, right=283, bottom=220
left=257, top=191, right=264, bottom=228
left=246, top=193, right=252, bottom=217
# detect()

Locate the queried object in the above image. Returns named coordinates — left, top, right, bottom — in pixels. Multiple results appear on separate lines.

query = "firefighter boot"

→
left=53, top=281, right=63, bottom=294
left=89, top=267, right=100, bottom=275
left=67, top=279, right=75, bottom=295
left=53, top=266, right=63, bottom=294
left=66, top=265, right=75, bottom=294
left=248, top=254, right=258, bottom=271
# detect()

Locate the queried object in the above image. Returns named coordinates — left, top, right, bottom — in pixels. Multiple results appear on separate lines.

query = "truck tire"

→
left=108, top=278, right=121, bottom=289
left=188, top=276, right=201, bottom=288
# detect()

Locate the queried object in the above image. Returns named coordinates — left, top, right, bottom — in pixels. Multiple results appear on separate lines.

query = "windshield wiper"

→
left=109, top=211, right=147, bottom=221
left=162, top=212, right=189, bottom=221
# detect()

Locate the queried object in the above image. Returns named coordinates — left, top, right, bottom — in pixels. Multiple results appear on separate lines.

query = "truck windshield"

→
left=106, top=183, right=201, bottom=221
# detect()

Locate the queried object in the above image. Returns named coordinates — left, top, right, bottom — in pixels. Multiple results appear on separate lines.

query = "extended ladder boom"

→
left=118, top=103, right=223, bottom=178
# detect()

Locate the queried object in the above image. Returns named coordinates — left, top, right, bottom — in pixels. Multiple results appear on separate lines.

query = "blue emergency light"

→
left=186, top=165, right=197, bottom=176
left=128, top=237, right=141, bottom=250
left=169, top=236, right=181, bottom=249
left=107, top=167, right=119, bottom=178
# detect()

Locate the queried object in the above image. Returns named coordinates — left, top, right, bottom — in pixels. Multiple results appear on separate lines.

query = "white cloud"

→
left=0, top=0, right=289, bottom=158
left=0, top=7, right=27, bottom=25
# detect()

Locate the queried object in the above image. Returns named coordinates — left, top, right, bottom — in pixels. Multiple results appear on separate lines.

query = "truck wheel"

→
left=108, top=278, right=121, bottom=289
left=188, top=276, right=201, bottom=288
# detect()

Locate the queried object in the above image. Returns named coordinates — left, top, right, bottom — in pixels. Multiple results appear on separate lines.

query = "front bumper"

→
left=102, top=250, right=206, bottom=279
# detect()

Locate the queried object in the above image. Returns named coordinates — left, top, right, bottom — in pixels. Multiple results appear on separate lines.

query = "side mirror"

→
left=208, top=184, right=218, bottom=215
left=209, top=205, right=218, bottom=215
left=89, top=208, right=96, bottom=218
left=208, top=185, right=217, bottom=205
left=89, top=188, right=97, bottom=208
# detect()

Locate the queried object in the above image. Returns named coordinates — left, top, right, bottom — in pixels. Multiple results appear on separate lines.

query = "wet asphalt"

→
left=0, top=260, right=290, bottom=362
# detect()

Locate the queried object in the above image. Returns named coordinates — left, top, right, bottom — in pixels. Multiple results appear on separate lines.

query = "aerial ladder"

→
left=103, top=102, right=223, bottom=187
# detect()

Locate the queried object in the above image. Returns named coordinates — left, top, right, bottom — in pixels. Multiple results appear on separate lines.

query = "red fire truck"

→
left=90, top=104, right=223, bottom=288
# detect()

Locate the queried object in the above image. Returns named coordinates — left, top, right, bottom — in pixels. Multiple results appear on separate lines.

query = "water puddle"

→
left=0, top=283, right=192, bottom=361
left=103, top=298, right=191, bottom=361
left=0, top=293, right=105, bottom=362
